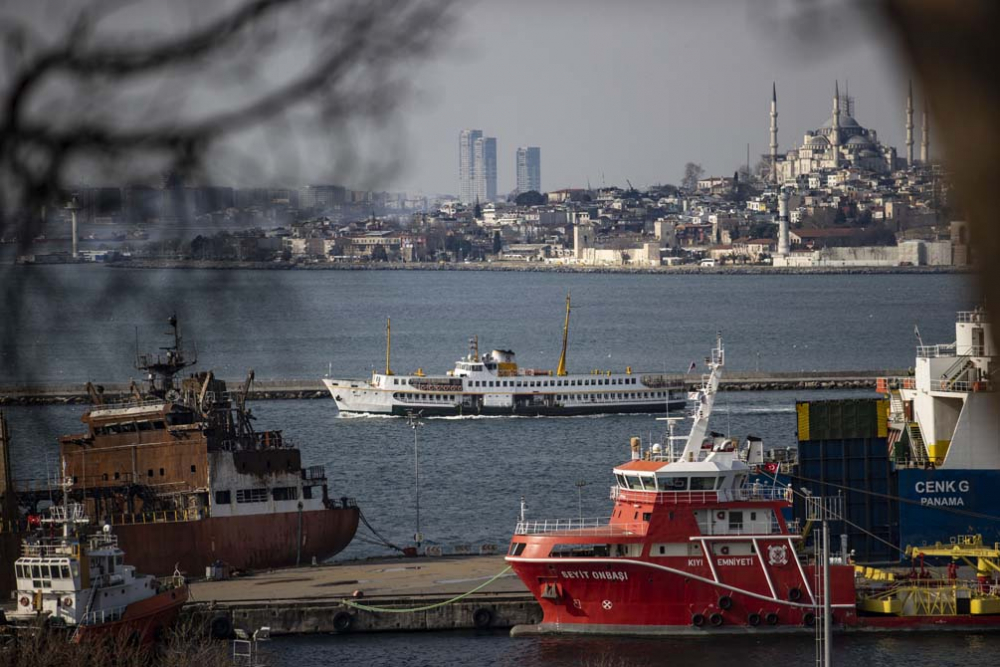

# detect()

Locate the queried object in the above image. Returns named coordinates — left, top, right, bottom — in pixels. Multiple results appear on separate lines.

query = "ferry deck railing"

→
left=514, top=517, right=647, bottom=536
left=107, top=508, right=199, bottom=526
left=610, top=485, right=792, bottom=505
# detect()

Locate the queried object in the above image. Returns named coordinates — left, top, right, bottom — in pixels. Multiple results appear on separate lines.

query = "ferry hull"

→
left=112, top=507, right=359, bottom=576
left=384, top=401, right=686, bottom=417
left=73, top=586, right=189, bottom=645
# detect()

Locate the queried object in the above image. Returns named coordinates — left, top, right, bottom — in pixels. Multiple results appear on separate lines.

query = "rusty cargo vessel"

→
left=47, top=316, right=358, bottom=577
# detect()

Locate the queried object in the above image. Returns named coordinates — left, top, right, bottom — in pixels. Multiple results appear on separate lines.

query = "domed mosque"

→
left=767, top=81, right=922, bottom=184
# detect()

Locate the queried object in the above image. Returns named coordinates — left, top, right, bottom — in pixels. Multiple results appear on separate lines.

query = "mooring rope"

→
left=341, top=566, right=513, bottom=613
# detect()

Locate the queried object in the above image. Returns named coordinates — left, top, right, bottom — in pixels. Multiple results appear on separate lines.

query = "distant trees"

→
left=681, top=163, right=705, bottom=191
left=514, top=190, right=545, bottom=206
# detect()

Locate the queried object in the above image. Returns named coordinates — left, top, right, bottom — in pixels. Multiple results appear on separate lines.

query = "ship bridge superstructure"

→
left=880, top=308, right=998, bottom=470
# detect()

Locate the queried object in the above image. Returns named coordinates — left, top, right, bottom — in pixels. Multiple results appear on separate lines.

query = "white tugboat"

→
left=323, top=297, right=686, bottom=416
left=8, top=477, right=188, bottom=644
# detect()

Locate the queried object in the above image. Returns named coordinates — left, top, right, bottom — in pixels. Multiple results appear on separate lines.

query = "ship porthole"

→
left=766, top=612, right=779, bottom=625
left=333, top=611, right=354, bottom=633
left=747, top=613, right=761, bottom=627
left=473, top=608, right=493, bottom=628
left=802, top=612, right=816, bottom=627
left=691, top=613, right=705, bottom=627
left=788, top=587, right=802, bottom=602
left=709, top=613, right=724, bottom=627
left=718, top=595, right=733, bottom=610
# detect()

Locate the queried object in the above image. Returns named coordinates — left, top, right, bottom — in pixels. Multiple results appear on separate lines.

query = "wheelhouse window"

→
left=215, top=490, right=231, bottom=505
left=728, top=511, right=744, bottom=532
left=657, top=477, right=688, bottom=491
left=690, top=477, right=716, bottom=491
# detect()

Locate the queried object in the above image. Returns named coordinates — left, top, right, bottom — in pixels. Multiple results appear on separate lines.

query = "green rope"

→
left=341, top=566, right=513, bottom=613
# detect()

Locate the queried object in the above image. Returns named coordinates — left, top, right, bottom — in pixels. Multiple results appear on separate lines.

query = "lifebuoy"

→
left=19, top=596, right=29, bottom=607
left=63, top=597, right=73, bottom=608
left=720, top=546, right=730, bottom=556
left=748, top=613, right=761, bottom=627
left=691, top=613, right=705, bottom=627
left=333, top=611, right=354, bottom=633
left=766, top=612, right=779, bottom=625
left=718, top=595, right=733, bottom=610
left=716, top=512, right=726, bottom=520
left=209, top=615, right=233, bottom=639
left=472, top=608, right=493, bottom=628
left=788, top=587, right=802, bottom=602
left=803, top=612, right=816, bottom=627
left=709, top=613, right=724, bottom=627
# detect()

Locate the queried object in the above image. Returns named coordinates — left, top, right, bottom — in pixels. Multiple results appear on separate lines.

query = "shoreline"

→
left=91, top=259, right=971, bottom=275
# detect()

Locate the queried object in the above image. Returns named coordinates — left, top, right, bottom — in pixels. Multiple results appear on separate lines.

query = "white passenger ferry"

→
left=323, top=298, right=686, bottom=417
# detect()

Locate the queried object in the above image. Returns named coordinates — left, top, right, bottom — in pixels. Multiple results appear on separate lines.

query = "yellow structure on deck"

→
left=857, top=535, right=1000, bottom=616
left=556, top=294, right=570, bottom=377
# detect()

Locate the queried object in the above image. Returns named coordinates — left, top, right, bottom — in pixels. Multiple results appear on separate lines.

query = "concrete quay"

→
left=0, top=370, right=898, bottom=405
left=183, top=555, right=539, bottom=636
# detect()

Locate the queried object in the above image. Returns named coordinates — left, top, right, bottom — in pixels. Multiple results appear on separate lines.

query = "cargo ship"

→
left=16, top=317, right=359, bottom=577
left=506, top=336, right=1000, bottom=635
left=770, top=308, right=1000, bottom=562
left=8, top=484, right=188, bottom=644
left=323, top=297, right=685, bottom=416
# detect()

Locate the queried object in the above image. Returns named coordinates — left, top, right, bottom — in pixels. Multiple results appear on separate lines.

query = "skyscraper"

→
left=458, top=129, right=482, bottom=204
left=474, top=136, right=497, bottom=202
left=516, top=146, right=541, bottom=194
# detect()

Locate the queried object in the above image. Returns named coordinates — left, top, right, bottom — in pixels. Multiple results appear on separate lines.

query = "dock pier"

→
left=182, top=555, right=538, bottom=636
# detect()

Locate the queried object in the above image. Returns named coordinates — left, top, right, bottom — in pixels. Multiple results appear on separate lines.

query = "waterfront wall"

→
left=184, top=594, right=541, bottom=636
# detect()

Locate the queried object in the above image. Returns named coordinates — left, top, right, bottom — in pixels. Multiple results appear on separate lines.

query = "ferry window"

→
left=154, top=421, right=166, bottom=429
left=623, top=476, right=640, bottom=490
left=508, top=542, right=526, bottom=556
left=639, top=476, right=656, bottom=491
left=137, top=421, right=153, bottom=431
left=159, top=468, right=165, bottom=476
left=147, top=469, right=154, bottom=478
left=729, top=511, right=744, bottom=532
left=115, top=556, right=123, bottom=566
left=191, top=465, right=197, bottom=473
left=302, top=486, right=313, bottom=499
left=615, top=474, right=627, bottom=487
left=40, top=565, right=50, bottom=578
left=215, top=490, right=231, bottom=504
left=114, top=472, right=120, bottom=480
left=31, top=565, right=41, bottom=578
left=690, top=477, right=715, bottom=491
left=750, top=512, right=757, bottom=521
left=642, top=513, right=652, bottom=521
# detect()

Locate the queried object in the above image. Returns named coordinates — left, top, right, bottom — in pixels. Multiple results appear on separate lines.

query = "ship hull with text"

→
left=506, top=336, right=1000, bottom=636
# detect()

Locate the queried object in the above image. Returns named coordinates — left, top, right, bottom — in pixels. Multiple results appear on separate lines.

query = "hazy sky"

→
left=392, top=0, right=917, bottom=195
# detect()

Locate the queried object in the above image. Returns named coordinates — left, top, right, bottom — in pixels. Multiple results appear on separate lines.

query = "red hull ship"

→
left=39, top=316, right=358, bottom=577
left=506, top=337, right=1000, bottom=635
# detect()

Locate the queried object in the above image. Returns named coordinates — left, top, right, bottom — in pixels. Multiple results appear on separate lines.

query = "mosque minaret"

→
left=905, top=81, right=914, bottom=166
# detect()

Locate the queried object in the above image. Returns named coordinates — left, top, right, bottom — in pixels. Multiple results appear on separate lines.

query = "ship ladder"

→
left=906, top=422, right=930, bottom=466
left=70, top=585, right=100, bottom=642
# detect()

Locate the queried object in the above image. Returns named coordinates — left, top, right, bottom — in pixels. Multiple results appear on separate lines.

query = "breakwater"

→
left=106, top=258, right=968, bottom=275
left=0, top=370, right=898, bottom=405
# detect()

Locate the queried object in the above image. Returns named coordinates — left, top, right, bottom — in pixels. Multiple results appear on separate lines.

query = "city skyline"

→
left=390, top=1, right=915, bottom=195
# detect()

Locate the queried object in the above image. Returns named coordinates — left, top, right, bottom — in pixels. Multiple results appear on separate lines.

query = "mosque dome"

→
left=823, top=112, right=861, bottom=129
left=846, top=135, right=871, bottom=147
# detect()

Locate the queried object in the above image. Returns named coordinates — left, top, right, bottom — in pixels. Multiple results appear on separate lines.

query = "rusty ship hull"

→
left=111, top=506, right=359, bottom=576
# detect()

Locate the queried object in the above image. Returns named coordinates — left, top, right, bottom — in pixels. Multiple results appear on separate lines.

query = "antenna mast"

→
left=385, top=318, right=393, bottom=376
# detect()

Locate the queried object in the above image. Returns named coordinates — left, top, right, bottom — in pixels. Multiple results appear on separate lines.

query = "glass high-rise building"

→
left=516, top=146, right=541, bottom=194
left=459, top=129, right=497, bottom=204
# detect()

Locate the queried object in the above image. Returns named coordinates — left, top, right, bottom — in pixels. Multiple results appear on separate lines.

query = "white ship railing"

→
left=514, top=517, right=646, bottom=536
left=610, top=486, right=791, bottom=504
left=957, top=310, right=988, bottom=324
left=82, top=605, right=127, bottom=625
left=917, top=343, right=956, bottom=358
